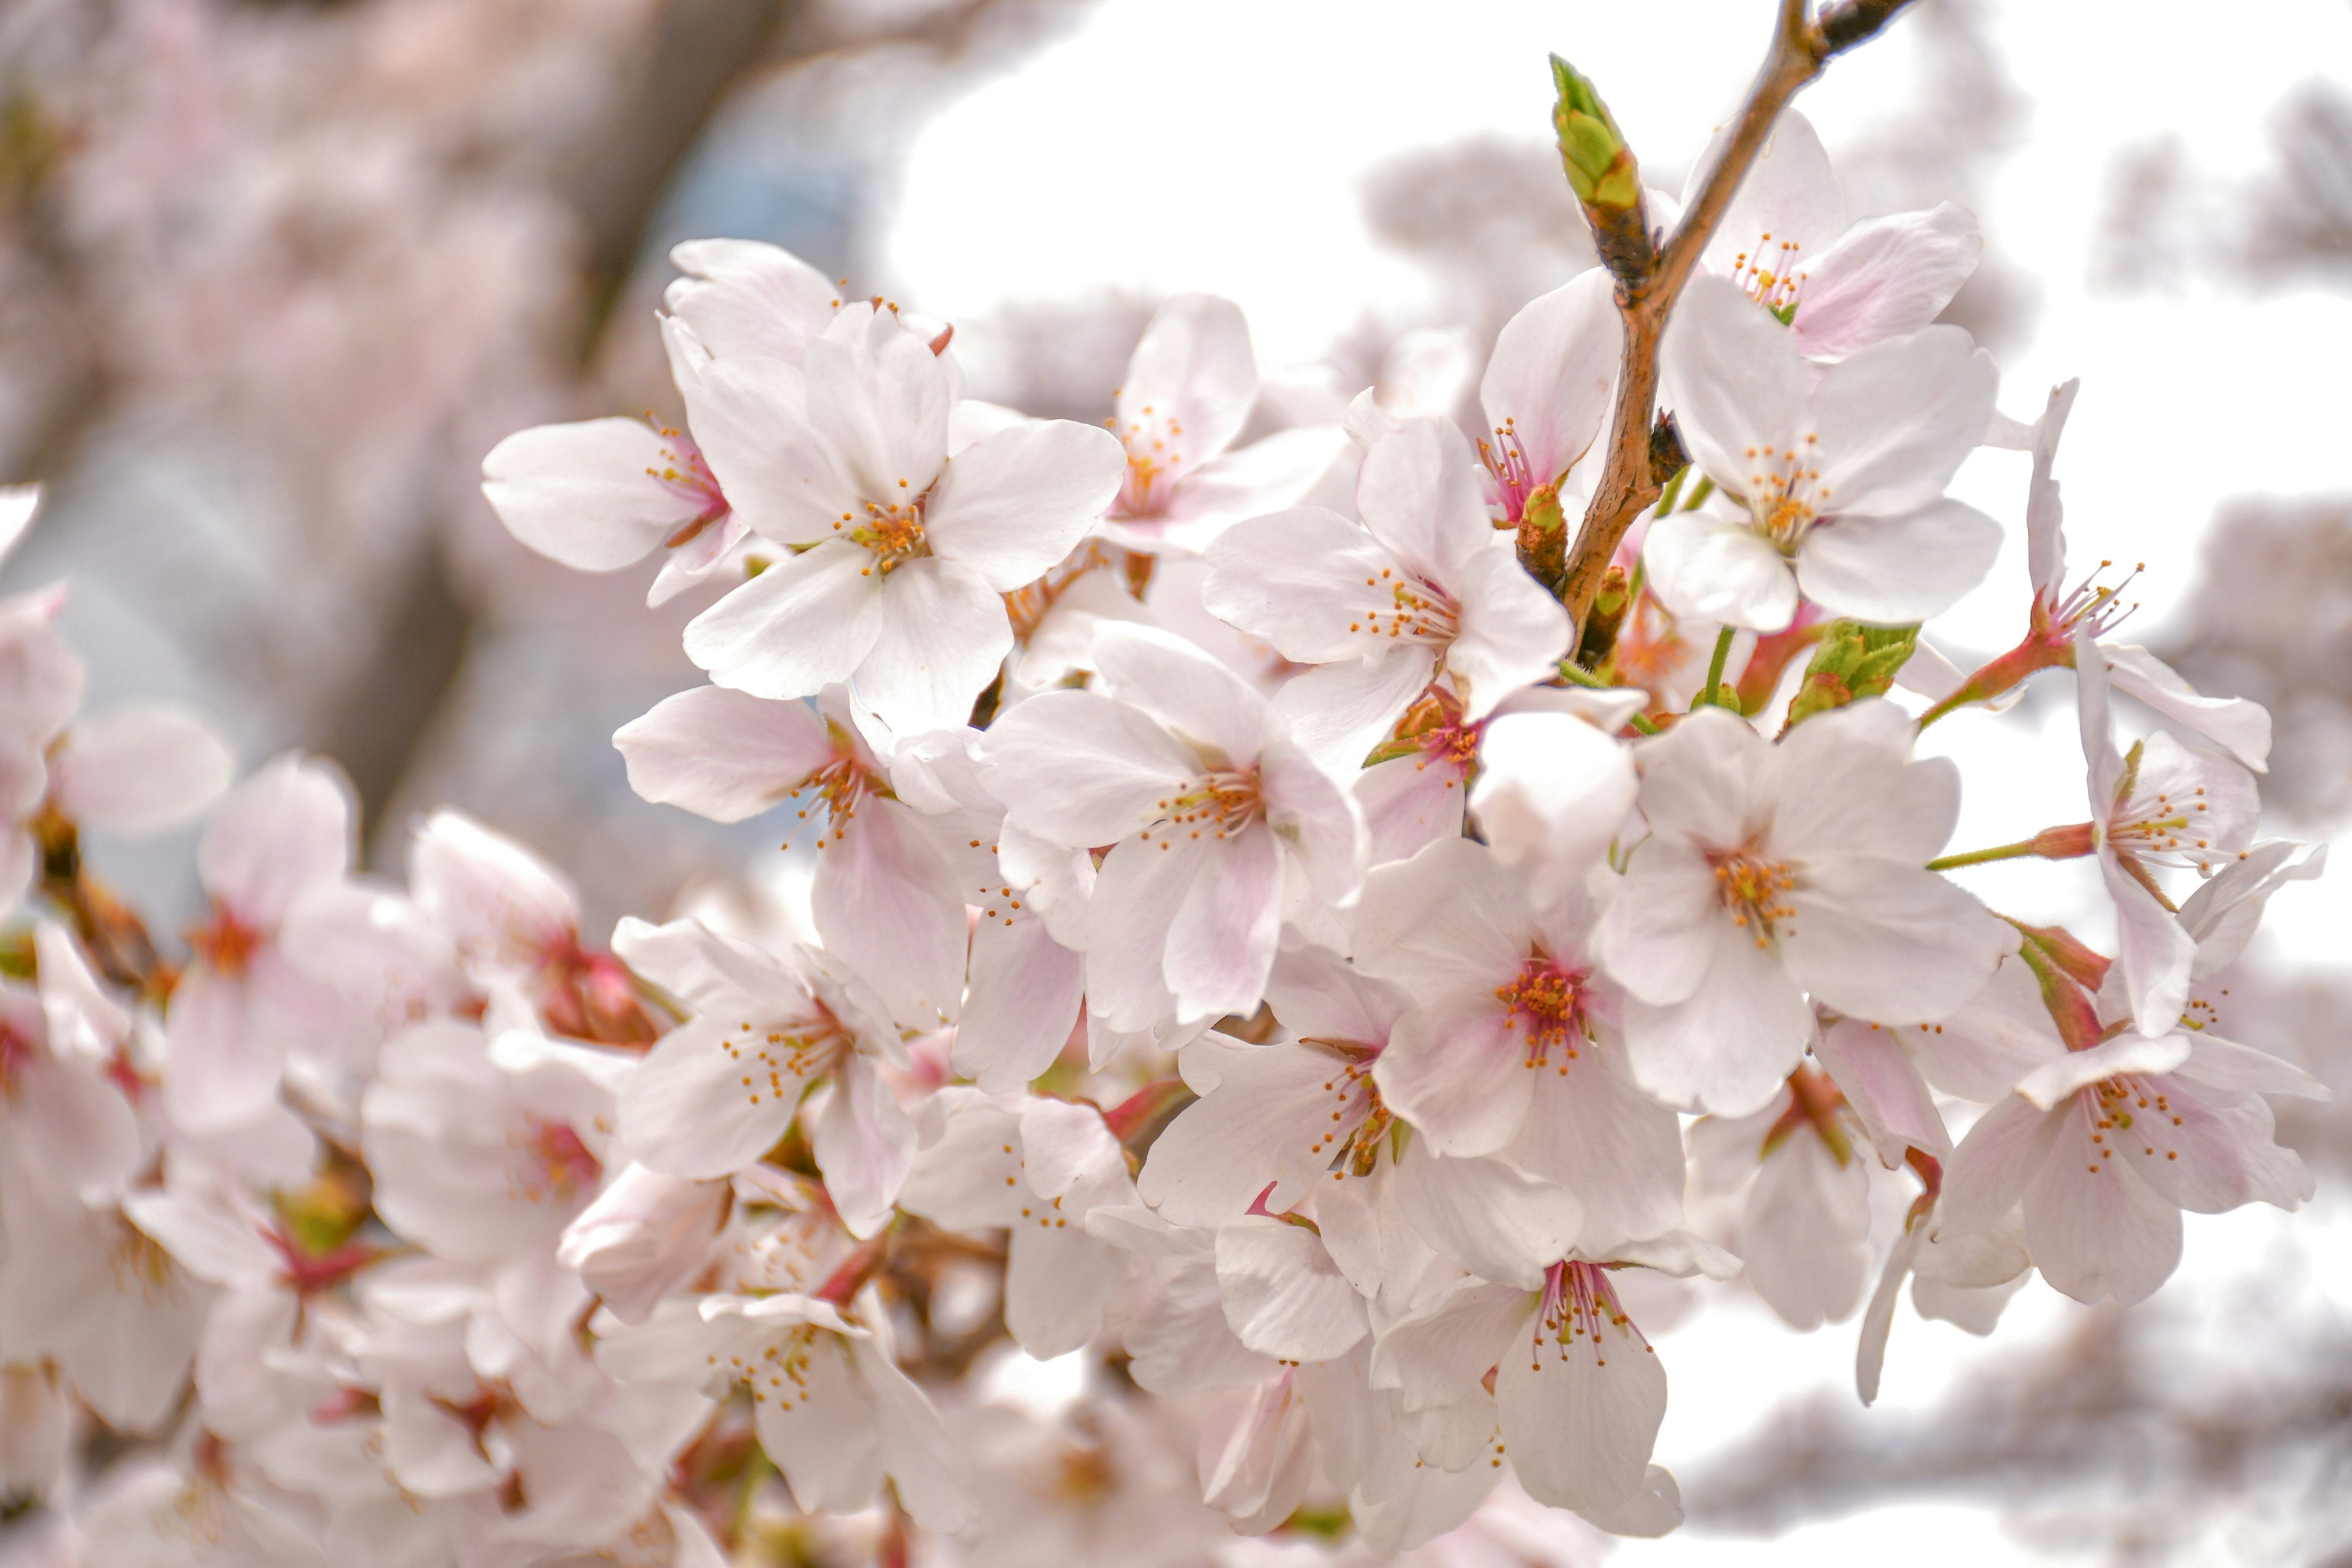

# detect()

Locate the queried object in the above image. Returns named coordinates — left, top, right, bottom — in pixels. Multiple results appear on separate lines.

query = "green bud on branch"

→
left=1550, top=54, right=1656, bottom=285
left=1784, top=620, right=1920, bottom=728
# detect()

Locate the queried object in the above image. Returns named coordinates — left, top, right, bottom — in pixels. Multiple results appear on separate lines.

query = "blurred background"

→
left=2, top=0, right=2348, bottom=1561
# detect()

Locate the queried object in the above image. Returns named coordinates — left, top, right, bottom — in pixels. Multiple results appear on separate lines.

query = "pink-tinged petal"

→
left=1083, top=835, right=1200, bottom=1031
left=1144, top=425, right=1352, bottom=552
left=1376, top=993, right=1534, bottom=1158
left=1092, top=622, right=1280, bottom=766
left=753, top=1336, right=883, bottom=1514
left=980, top=688, right=1200, bottom=848
left=1495, top=1277, right=1667, bottom=1514
left=33, top=922, right=130, bottom=1065
left=2013, top=1031, right=2191, bottom=1111
left=619, top=1017, right=796, bottom=1180
left=1266, top=944, right=1403, bottom=1046
left=1795, top=496, right=2002, bottom=626
left=1371, top=1276, right=1532, bottom=1412
left=1199, top=1373, right=1314, bottom=1531
left=1215, top=1219, right=1368, bottom=1362
left=1697, top=108, right=1844, bottom=277
left=804, top=306, right=950, bottom=503
left=162, top=967, right=285, bottom=1132
left=812, top=797, right=966, bottom=1031
left=1855, top=1224, right=1920, bottom=1406
left=1471, top=710, right=1637, bottom=880
left=1594, top=845, right=1725, bottom=1008
left=851, top=556, right=1011, bottom=735
left=1446, top=543, right=1572, bottom=717
left=1912, top=956, right=2065, bottom=1102
left=52, top=704, right=232, bottom=835
left=675, top=352, right=849, bottom=545
left=1938, top=1093, right=2064, bottom=1235
left=558, top=1163, right=729, bottom=1326
left=1814, top=1018, right=1951, bottom=1163
left=1166, top=824, right=1283, bottom=1025
left=954, top=912, right=1084, bottom=1092
left=807, top=1058, right=914, bottom=1238
left=198, top=753, right=353, bottom=924
left=1352, top=835, right=1529, bottom=995
left=2100, top=851, right=2196, bottom=1041
left=2174, top=1031, right=2331, bottom=1100
left=1659, top=275, right=1807, bottom=492
left=1005, top=1206, right=1126, bottom=1359
left=1273, top=649, right=1439, bottom=778
left=409, top=809, right=580, bottom=972
left=1619, top=932, right=1812, bottom=1115
left=9, top=1056, right=140, bottom=1197
left=2023, top=380, right=2081, bottom=600
left=1354, top=752, right=1466, bottom=868
left=1765, top=698, right=1957, bottom=864
left=663, top=239, right=839, bottom=364
left=1478, top=270, right=1619, bottom=490
left=1643, top=508, right=1801, bottom=633
left=1259, top=739, right=1366, bottom=909
left=1790, top=202, right=1982, bottom=361
left=1628, top=703, right=1766, bottom=842
left=615, top=685, right=834, bottom=823
left=481, top=418, right=703, bottom=571
left=684, top=540, right=885, bottom=701
left=1202, top=507, right=1397, bottom=662
left=2103, top=643, right=2272, bottom=774
left=2117, top=1074, right=2313, bottom=1214
left=2022, top=1104, right=2182, bottom=1306
left=1393, top=1142, right=1582, bottom=1289
left=1810, top=326, right=1997, bottom=518
left=1119, top=294, right=1256, bottom=472
left=2182, top=841, right=2324, bottom=978
left=0, top=588, right=81, bottom=747
left=1145, top=1038, right=1368, bottom=1224
left=1779, top=856, right=2013, bottom=1025
left=1504, top=1054, right=1687, bottom=1256
left=1741, top=1131, right=1872, bottom=1329
left=926, top=420, right=1126, bottom=590
left=1355, top=417, right=1494, bottom=584
left=2075, top=618, right=2125, bottom=810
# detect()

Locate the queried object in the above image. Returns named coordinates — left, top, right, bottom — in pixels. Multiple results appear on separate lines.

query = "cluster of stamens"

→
left=714, top=1322, right=825, bottom=1411
left=2038, top=558, right=2143, bottom=643
left=2109, top=777, right=2222, bottom=867
left=1298, top=1047, right=1387, bottom=1180
left=188, top=899, right=262, bottom=976
left=790, top=728, right=881, bottom=845
left=1730, top=231, right=1807, bottom=314
left=1479, top=419, right=1538, bottom=524
left=507, top=1117, right=601, bottom=1205
left=1713, top=848, right=1798, bottom=947
left=2082, top=1074, right=2185, bottom=1175
left=1529, top=1261, right=1645, bottom=1371
left=1109, top=400, right=1184, bottom=518
left=1495, top=952, right=1588, bottom=1071
left=643, top=421, right=728, bottom=547
left=719, top=1014, right=851, bottom=1109
left=1348, top=565, right=1460, bottom=646
left=1741, top=435, right=1829, bottom=551
left=834, top=481, right=931, bottom=576
left=1139, top=767, right=1264, bottom=848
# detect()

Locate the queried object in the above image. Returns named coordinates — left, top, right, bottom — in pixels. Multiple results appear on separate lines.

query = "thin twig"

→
left=1558, top=0, right=1920, bottom=639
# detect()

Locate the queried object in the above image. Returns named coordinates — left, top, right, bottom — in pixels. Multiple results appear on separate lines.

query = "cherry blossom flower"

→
left=1940, top=1027, right=2324, bottom=1305
left=1696, top=108, right=1983, bottom=363
left=611, top=915, right=911, bottom=1236
left=1688, top=1064, right=1874, bottom=1330
left=600, top=1283, right=972, bottom=1532
left=1472, top=269, right=1622, bottom=528
left=898, top=1090, right=1136, bottom=1358
left=679, top=303, right=1126, bottom=732
left=978, top=623, right=1363, bottom=1031
left=615, top=682, right=967, bottom=1031
left=1093, top=294, right=1347, bottom=557
left=1594, top=702, right=2015, bottom=1115
left=1353, top=838, right=1685, bottom=1261
left=1203, top=417, right=1570, bottom=769
left=556, top=1163, right=731, bottom=1327
left=165, top=754, right=366, bottom=1134
left=1652, top=274, right=2000, bottom=632
left=0, top=925, right=140, bottom=1212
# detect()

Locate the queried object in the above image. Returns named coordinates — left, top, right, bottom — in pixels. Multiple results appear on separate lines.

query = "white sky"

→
left=891, top=3, right=2352, bottom=1556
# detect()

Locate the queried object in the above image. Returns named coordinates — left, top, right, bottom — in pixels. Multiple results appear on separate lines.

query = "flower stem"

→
left=1924, top=838, right=2044, bottom=871
left=1698, top=624, right=1736, bottom=706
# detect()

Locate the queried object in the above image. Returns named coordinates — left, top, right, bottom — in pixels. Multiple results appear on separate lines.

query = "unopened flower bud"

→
left=1784, top=620, right=1920, bottom=727
left=1550, top=55, right=1655, bottom=284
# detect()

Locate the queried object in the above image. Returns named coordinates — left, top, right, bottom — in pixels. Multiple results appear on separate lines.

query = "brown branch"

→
left=1558, top=0, right=1921, bottom=638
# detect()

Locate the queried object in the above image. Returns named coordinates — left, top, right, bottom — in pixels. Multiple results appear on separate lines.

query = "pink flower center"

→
left=511, top=1118, right=601, bottom=1204
left=2038, top=558, right=2143, bottom=643
left=645, top=425, right=729, bottom=548
left=1531, top=1261, right=1644, bottom=1368
left=792, top=726, right=887, bottom=845
left=719, top=1014, right=853, bottom=1110
left=1479, top=418, right=1539, bottom=525
left=1494, top=952, right=1588, bottom=1071
left=189, top=900, right=263, bottom=976
left=1740, top=437, right=1830, bottom=551
left=1110, top=402, right=1185, bottom=519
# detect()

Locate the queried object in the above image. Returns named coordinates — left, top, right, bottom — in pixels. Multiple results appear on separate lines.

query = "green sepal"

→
left=1784, top=620, right=1921, bottom=726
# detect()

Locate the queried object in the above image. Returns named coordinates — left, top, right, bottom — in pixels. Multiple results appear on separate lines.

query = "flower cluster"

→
left=0, top=77, right=2328, bottom=1568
